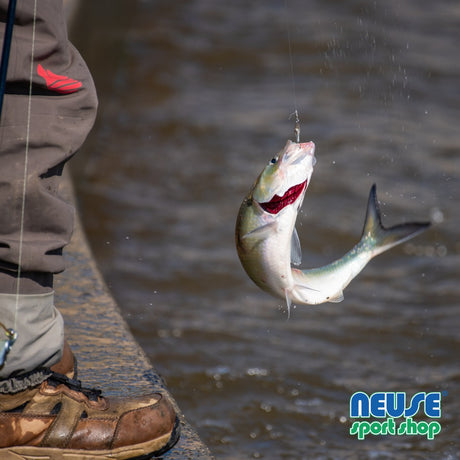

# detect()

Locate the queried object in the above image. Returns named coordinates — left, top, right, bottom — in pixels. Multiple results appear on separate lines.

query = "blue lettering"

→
left=405, top=392, right=425, bottom=417
left=425, top=392, right=441, bottom=417
left=350, top=392, right=370, bottom=417
left=350, top=391, right=442, bottom=419
left=370, top=392, right=386, bottom=417
left=386, top=392, right=405, bottom=418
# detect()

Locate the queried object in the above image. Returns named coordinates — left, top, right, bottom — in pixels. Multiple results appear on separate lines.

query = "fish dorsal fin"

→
left=290, top=227, right=302, bottom=266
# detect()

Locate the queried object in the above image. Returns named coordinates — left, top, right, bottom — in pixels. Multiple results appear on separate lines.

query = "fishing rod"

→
left=0, top=0, right=17, bottom=120
left=0, top=0, right=18, bottom=367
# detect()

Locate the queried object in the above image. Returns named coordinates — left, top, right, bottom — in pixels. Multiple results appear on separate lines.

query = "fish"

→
left=235, top=139, right=430, bottom=316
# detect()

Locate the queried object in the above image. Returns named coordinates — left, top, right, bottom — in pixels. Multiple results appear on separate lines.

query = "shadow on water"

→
left=70, top=1, right=459, bottom=458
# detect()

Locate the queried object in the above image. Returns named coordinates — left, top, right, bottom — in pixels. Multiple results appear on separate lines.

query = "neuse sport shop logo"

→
left=349, top=391, right=442, bottom=441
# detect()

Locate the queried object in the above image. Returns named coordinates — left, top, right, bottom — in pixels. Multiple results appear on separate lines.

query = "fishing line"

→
left=284, top=0, right=300, bottom=143
left=14, top=0, right=38, bottom=330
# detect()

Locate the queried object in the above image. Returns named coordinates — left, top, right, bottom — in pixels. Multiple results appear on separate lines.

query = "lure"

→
left=0, top=322, right=17, bottom=367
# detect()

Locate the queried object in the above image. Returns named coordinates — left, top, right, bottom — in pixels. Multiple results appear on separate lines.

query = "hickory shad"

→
left=235, top=140, right=430, bottom=315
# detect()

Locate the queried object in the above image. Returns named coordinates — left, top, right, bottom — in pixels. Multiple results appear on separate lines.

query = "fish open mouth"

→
left=260, top=180, right=307, bottom=214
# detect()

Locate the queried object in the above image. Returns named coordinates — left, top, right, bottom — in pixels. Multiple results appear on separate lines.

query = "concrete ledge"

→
left=55, top=171, right=213, bottom=459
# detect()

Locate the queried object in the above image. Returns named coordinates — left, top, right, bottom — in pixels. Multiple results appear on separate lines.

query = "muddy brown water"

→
left=70, top=1, right=458, bottom=458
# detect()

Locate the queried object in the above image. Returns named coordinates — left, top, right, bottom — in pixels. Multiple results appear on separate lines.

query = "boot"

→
left=0, top=372, right=180, bottom=459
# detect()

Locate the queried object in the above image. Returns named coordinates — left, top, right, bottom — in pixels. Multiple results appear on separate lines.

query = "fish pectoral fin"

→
left=241, top=221, right=277, bottom=240
left=327, top=292, right=344, bottom=303
left=290, top=227, right=302, bottom=266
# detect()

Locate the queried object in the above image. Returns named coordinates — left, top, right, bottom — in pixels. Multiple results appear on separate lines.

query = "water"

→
left=70, top=1, right=459, bottom=458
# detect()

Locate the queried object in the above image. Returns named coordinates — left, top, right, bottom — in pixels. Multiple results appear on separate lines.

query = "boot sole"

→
left=0, top=416, right=181, bottom=460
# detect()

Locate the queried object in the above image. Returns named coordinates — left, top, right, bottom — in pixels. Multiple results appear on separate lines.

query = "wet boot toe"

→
left=0, top=373, right=180, bottom=459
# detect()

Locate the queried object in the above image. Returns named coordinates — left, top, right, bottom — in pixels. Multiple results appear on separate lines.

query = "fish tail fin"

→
left=362, top=184, right=431, bottom=256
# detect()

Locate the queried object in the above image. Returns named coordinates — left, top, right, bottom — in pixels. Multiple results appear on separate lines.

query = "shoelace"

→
left=47, top=372, right=102, bottom=402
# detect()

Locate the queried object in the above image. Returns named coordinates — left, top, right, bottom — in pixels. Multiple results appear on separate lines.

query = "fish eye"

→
left=270, top=156, right=278, bottom=165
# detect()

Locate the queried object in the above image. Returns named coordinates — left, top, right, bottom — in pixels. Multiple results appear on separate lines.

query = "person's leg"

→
left=0, top=0, right=98, bottom=379
left=0, top=0, right=98, bottom=278
left=0, top=1, right=179, bottom=457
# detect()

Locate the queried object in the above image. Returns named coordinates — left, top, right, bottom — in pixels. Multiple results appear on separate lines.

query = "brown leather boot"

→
left=0, top=373, right=180, bottom=459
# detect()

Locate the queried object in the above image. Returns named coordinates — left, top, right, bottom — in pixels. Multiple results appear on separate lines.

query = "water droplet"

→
left=246, top=367, right=268, bottom=377
left=260, top=402, right=272, bottom=413
left=430, top=207, right=444, bottom=223
left=436, top=245, right=447, bottom=257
